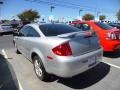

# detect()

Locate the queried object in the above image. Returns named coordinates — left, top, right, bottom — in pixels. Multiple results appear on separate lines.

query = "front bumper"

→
left=48, top=49, right=102, bottom=78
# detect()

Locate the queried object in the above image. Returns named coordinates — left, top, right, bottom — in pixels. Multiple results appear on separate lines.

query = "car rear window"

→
left=39, top=24, right=80, bottom=36
left=95, top=22, right=113, bottom=30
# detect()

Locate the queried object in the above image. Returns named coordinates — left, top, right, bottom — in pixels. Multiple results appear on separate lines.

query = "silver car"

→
left=14, top=23, right=103, bottom=81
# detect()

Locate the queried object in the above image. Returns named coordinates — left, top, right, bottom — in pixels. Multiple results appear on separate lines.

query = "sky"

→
left=0, top=0, right=120, bottom=21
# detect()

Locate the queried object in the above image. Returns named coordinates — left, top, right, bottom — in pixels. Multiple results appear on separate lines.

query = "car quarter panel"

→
left=28, top=37, right=70, bottom=72
left=47, top=48, right=102, bottom=77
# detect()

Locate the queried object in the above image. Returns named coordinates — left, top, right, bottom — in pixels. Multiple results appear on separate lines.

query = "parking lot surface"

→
left=1, top=35, right=120, bottom=90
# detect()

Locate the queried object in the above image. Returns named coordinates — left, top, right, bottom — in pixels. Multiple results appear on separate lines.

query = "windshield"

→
left=95, top=22, right=113, bottom=30
left=39, top=24, right=80, bottom=36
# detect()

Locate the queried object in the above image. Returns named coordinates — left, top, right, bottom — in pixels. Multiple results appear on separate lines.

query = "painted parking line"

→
left=1, top=49, right=120, bottom=90
left=1, top=49, right=8, bottom=59
left=18, top=80, right=23, bottom=90
left=102, top=61, right=120, bottom=69
left=1, top=49, right=23, bottom=90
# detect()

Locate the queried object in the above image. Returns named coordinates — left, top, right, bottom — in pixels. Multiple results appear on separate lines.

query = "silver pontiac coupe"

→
left=14, top=23, right=102, bottom=81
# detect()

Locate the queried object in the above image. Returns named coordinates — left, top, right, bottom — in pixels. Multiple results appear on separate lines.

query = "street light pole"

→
left=97, top=11, right=101, bottom=18
left=96, top=11, right=101, bottom=21
left=79, top=9, right=83, bottom=20
left=0, top=1, right=3, bottom=4
left=0, top=1, right=3, bottom=22
left=50, top=6, right=55, bottom=13
left=50, top=6, right=55, bottom=23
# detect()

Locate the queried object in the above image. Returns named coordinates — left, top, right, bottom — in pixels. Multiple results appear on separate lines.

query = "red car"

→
left=69, top=21, right=120, bottom=52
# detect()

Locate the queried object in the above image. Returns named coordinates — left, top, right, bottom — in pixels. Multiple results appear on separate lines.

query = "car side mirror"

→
left=18, top=33, right=24, bottom=36
left=13, top=32, right=23, bottom=36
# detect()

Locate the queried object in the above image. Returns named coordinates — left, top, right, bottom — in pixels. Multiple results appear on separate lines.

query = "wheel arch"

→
left=30, top=49, right=47, bottom=68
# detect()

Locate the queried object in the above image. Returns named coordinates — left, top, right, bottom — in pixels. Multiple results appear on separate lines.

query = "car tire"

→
left=16, top=49, right=21, bottom=54
left=33, top=55, right=50, bottom=81
left=0, top=33, right=3, bottom=36
left=14, top=43, right=21, bottom=54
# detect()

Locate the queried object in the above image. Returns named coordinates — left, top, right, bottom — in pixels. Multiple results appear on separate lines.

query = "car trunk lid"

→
left=58, top=31, right=101, bottom=56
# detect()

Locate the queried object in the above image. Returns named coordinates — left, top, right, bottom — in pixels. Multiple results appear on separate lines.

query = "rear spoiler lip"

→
left=57, top=31, right=96, bottom=38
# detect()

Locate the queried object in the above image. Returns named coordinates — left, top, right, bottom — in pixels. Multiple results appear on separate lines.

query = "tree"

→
left=99, top=15, right=106, bottom=21
left=116, top=10, right=120, bottom=20
left=2, top=20, right=10, bottom=23
left=82, top=13, right=94, bottom=21
left=17, top=9, right=40, bottom=22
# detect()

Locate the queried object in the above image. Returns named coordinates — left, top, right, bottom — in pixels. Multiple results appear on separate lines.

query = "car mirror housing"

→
left=13, top=32, right=19, bottom=36
left=13, top=32, right=23, bottom=36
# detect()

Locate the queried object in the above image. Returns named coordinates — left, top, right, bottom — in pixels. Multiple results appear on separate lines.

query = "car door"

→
left=22, top=26, right=40, bottom=59
left=15, top=26, right=29, bottom=56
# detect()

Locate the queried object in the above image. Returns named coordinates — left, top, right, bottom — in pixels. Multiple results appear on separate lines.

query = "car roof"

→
left=70, top=21, right=96, bottom=24
left=23, top=23, right=70, bottom=37
left=25, top=23, right=68, bottom=27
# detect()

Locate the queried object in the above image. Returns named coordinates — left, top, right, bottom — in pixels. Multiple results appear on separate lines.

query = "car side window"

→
left=82, top=24, right=91, bottom=31
left=19, top=26, right=40, bottom=37
left=74, top=24, right=81, bottom=28
left=26, top=27, right=40, bottom=37
left=19, top=26, right=29, bottom=36
left=75, top=23, right=91, bottom=31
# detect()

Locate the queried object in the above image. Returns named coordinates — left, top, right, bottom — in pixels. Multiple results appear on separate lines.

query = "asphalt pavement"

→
left=0, top=35, right=120, bottom=90
left=0, top=35, right=14, bottom=49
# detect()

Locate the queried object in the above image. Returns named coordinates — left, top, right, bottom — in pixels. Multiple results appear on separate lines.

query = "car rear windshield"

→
left=95, top=22, right=113, bottom=30
left=39, top=24, right=80, bottom=36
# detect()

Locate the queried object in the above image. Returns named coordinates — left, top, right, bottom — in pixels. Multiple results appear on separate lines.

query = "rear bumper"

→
left=114, top=44, right=120, bottom=51
left=102, top=40, right=120, bottom=51
left=47, top=49, right=102, bottom=78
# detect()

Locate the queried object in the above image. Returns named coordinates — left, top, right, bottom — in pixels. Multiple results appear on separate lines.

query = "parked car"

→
left=13, top=23, right=102, bottom=81
left=108, top=23, right=120, bottom=29
left=70, top=21, right=120, bottom=52
left=0, top=24, right=14, bottom=35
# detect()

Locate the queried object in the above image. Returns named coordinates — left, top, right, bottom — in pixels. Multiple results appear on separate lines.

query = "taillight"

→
left=106, top=32, right=120, bottom=40
left=52, top=42, right=72, bottom=56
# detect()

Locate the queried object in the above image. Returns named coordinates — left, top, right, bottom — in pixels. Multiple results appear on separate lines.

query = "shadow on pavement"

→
left=103, top=51, right=120, bottom=58
left=0, top=54, right=19, bottom=90
left=57, top=62, right=110, bottom=89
